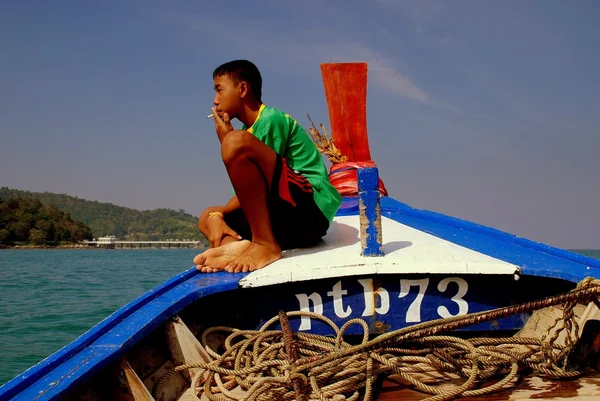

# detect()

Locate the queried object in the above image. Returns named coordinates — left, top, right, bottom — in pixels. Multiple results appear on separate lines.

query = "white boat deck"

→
left=239, top=215, right=520, bottom=288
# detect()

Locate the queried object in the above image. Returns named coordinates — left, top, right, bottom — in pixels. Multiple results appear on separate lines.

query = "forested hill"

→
left=0, top=187, right=207, bottom=243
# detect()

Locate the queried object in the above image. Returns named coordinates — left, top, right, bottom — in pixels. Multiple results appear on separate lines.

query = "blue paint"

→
left=379, top=197, right=600, bottom=282
left=358, top=168, right=384, bottom=257
left=359, top=190, right=384, bottom=256
left=357, top=167, right=379, bottom=190
left=338, top=196, right=359, bottom=215
left=255, top=274, right=531, bottom=335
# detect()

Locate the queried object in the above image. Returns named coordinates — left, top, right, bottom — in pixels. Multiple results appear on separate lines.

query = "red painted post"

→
left=320, top=63, right=371, bottom=162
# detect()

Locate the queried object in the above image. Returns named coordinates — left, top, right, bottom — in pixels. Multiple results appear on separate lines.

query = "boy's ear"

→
left=239, top=81, right=248, bottom=98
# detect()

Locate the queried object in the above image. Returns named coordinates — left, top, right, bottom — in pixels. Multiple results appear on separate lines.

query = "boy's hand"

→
left=207, top=215, right=241, bottom=247
left=212, top=107, right=234, bottom=142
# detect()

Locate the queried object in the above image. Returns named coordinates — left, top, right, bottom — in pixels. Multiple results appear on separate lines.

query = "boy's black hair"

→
left=213, top=60, right=262, bottom=102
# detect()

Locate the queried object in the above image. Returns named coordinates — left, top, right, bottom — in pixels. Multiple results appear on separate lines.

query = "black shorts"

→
left=224, top=155, right=329, bottom=250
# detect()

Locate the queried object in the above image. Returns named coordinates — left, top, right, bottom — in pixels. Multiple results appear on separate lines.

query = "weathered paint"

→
left=358, top=167, right=384, bottom=257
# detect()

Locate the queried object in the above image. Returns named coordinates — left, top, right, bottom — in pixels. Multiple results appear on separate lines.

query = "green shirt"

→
left=243, top=104, right=342, bottom=224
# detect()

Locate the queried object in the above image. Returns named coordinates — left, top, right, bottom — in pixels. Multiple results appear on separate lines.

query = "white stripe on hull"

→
left=240, top=215, right=519, bottom=288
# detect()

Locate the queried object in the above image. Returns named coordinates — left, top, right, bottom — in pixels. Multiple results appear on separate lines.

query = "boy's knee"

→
left=199, top=206, right=222, bottom=232
left=221, top=130, right=253, bottom=163
left=200, top=206, right=221, bottom=221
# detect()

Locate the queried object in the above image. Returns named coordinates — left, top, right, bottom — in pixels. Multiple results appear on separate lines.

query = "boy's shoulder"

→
left=251, top=105, right=302, bottom=131
left=260, top=105, right=291, bottom=121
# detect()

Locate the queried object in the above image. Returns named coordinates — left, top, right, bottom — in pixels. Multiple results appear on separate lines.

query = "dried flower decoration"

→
left=306, top=114, right=348, bottom=164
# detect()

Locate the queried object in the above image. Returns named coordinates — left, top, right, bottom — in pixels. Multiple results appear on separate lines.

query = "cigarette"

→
left=206, top=114, right=214, bottom=119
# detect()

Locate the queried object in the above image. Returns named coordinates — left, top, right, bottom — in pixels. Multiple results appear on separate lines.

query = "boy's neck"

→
left=238, top=101, right=264, bottom=128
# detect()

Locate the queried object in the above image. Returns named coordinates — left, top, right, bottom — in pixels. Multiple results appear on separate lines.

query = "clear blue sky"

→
left=1, top=0, right=599, bottom=249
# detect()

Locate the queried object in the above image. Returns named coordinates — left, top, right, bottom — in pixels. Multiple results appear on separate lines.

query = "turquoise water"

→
left=0, top=248, right=599, bottom=386
left=0, top=249, right=203, bottom=386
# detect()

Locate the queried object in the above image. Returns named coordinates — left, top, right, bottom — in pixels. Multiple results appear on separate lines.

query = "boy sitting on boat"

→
left=194, top=60, right=342, bottom=273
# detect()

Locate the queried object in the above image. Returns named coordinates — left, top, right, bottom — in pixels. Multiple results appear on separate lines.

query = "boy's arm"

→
left=203, top=196, right=240, bottom=216
left=221, top=195, right=241, bottom=215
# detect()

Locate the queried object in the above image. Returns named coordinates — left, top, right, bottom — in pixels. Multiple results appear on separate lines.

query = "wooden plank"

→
left=167, top=372, right=600, bottom=401
left=166, top=316, right=213, bottom=381
left=117, top=358, right=155, bottom=401
left=378, top=372, right=600, bottom=400
left=578, top=300, right=600, bottom=336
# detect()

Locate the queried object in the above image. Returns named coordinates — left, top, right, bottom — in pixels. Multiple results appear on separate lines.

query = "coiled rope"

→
left=155, top=278, right=600, bottom=401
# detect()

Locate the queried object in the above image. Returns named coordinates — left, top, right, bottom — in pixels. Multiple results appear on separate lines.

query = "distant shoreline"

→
left=0, top=244, right=86, bottom=250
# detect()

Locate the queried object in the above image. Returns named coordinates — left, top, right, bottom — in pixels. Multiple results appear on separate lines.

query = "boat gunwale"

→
left=373, top=197, right=600, bottom=270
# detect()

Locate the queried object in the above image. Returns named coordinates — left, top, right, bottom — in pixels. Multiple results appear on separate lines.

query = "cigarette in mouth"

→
left=206, top=114, right=214, bottom=119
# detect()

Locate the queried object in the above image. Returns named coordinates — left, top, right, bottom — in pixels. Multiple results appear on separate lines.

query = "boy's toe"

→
left=193, top=253, right=207, bottom=266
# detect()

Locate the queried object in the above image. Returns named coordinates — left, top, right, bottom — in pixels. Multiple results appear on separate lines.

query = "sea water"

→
left=0, top=249, right=202, bottom=386
left=0, top=248, right=599, bottom=386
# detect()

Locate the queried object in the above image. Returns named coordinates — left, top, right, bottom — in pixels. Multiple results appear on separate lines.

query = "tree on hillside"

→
left=0, top=197, right=93, bottom=245
left=0, top=188, right=208, bottom=245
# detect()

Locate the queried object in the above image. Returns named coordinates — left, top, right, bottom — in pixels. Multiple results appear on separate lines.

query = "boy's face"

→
left=212, top=74, right=242, bottom=118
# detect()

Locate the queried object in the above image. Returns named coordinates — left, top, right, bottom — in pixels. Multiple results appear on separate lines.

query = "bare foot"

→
left=225, top=242, right=282, bottom=273
left=194, top=240, right=251, bottom=273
